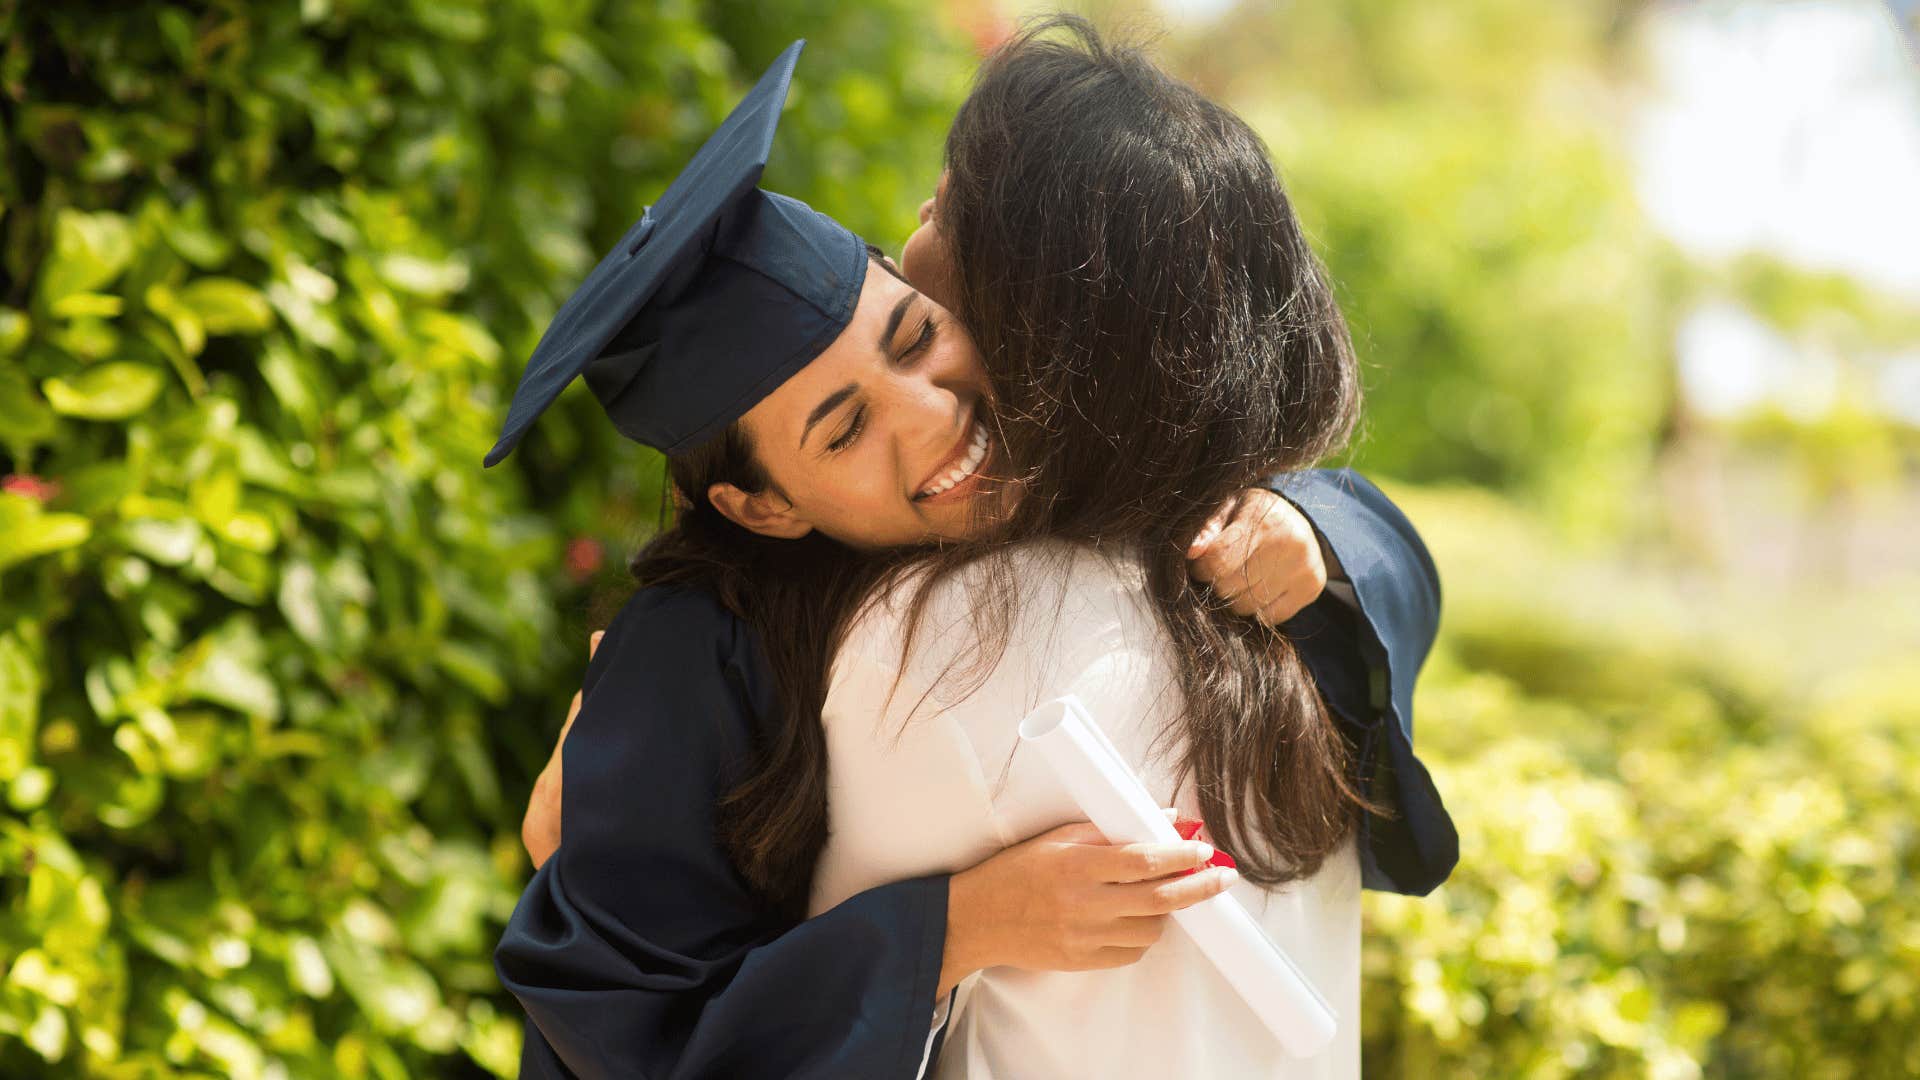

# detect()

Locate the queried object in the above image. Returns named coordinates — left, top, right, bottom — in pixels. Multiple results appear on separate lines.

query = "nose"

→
left=917, top=196, right=935, bottom=226
left=881, top=364, right=966, bottom=466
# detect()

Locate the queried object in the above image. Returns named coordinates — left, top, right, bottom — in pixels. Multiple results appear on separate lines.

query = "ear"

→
left=706, top=481, right=814, bottom=540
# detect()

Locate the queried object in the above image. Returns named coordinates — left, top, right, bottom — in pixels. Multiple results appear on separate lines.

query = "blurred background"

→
left=0, top=0, right=1914, bottom=1076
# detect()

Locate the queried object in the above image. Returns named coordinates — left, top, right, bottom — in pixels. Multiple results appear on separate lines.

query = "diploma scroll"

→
left=1017, top=695, right=1338, bottom=1058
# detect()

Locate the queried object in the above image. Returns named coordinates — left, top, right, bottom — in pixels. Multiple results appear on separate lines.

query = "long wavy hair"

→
left=908, top=15, right=1369, bottom=885
left=631, top=17, right=1368, bottom=914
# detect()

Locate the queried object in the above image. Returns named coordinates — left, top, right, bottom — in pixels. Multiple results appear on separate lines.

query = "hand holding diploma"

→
left=1018, top=695, right=1339, bottom=1058
left=939, top=818, right=1238, bottom=998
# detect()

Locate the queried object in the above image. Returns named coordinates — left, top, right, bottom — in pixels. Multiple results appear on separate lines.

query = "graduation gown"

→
left=494, top=468, right=1455, bottom=1078
left=1268, top=468, right=1458, bottom=896
left=493, top=586, right=949, bottom=1079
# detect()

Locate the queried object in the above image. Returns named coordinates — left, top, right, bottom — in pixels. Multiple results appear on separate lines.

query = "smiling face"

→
left=704, top=257, right=1004, bottom=548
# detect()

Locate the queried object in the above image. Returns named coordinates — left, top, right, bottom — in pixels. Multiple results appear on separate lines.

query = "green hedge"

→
left=1361, top=489, right=1920, bottom=1078
left=0, top=2, right=965, bottom=1075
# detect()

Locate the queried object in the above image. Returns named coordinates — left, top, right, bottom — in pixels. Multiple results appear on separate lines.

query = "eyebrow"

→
left=797, top=291, right=919, bottom=450
left=800, top=383, right=859, bottom=449
left=878, top=291, right=915, bottom=353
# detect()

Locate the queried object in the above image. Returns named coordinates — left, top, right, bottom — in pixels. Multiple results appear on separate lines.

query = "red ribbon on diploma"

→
left=1174, top=818, right=1237, bottom=874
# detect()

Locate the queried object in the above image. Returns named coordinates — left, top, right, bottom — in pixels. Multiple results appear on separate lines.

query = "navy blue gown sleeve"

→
left=494, top=586, right=949, bottom=1079
left=1263, top=467, right=1460, bottom=896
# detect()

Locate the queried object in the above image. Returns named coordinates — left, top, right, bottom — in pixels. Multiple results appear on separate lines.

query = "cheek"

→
left=785, top=459, right=909, bottom=527
left=901, top=221, right=959, bottom=314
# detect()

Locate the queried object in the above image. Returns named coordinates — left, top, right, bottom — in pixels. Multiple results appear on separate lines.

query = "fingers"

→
left=1186, top=497, right=1240, bottom=558
left=1088, top=839, right=1216, bottom=883
left=1189, top=514, right=1261, bottom=588
left=1109, top=914, right=1169, bottom=950
left=1188, top=489, right=1327, bottom=627
left=1227, top=578, right=1284, bottom=619
left=1116, top=865, right=1239, bottom=916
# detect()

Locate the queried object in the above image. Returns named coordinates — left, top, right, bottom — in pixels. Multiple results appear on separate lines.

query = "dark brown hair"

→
left=909, top=15, right=1368, bottom=884
left=627, top=257, right=909, bottom=918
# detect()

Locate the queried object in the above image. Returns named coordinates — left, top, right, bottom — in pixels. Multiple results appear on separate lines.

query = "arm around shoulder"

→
left=1262, top=469, right=1459, bottom=896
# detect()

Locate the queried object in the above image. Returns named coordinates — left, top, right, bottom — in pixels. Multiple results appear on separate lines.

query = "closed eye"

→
left=827, top=405, right=867, bottom=453
left=898, top=315, right=937, bottom=365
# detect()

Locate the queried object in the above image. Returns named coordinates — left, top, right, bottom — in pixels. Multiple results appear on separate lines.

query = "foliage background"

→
left=1, top=0, right=1915, bottom=1077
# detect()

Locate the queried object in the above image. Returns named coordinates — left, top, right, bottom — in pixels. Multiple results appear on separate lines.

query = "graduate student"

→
left=488, top=37, right=1453, bottom=1080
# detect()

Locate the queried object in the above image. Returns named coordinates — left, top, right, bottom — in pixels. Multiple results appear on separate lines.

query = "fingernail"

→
left=1191, top=843, right=1214, bottom=863
left=1218, top=867, right=1239, bottom=887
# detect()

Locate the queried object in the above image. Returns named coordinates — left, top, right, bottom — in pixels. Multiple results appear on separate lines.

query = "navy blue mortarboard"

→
left=484, top=40, right=867, bottom=467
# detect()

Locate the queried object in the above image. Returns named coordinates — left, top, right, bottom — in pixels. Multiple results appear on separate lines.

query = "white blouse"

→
left=808, top=544, right=1361, bottom=1080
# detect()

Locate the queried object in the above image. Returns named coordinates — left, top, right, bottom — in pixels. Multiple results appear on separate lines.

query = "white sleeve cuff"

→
left=915, top=989, right=955, bottom=1079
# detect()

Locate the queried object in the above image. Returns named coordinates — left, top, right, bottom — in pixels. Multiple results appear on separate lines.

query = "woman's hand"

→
left=938, top=820, right=1238, bottom=997
left=1186, top=488, right=1330, bottom=626
left=522, top=630, right=603, bottom=870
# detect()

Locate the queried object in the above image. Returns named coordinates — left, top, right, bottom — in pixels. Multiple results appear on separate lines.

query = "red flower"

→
left=565, top=537, right=604, bottom=584
left=2, top=474, right=59, bottom=503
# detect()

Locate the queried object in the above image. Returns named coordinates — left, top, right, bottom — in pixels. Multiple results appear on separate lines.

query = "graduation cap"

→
left=484, top=40, right=867, bottom=467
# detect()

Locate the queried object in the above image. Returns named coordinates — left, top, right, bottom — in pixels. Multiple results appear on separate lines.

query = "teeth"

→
left=918, top=422, right=991, bottom=498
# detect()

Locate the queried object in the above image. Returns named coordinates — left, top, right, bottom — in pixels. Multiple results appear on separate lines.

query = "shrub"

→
left=0, top=2, right=965, bottom=1075
left=1361, top=488, right=1920, bottom=1078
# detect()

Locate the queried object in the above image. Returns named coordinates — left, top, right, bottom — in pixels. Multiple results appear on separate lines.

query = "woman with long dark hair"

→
left=802, top=19, right=1436, bottom=1075
left=494, top=22, right=1453, bottom=1080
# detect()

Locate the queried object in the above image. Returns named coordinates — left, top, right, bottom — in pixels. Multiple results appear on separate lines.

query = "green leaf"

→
left=48, top=292, right=124, bottom=319
left=287, top=935, right=335, bottom=998
left=323, top=934, right=442, bottom=1035
left=42, top=362, right=165, bottom=420
left=178, top=278, right=273, bottom=335
left=143, top=284, right=205, bottom=357
left=160, top=200, right=234, bottom=269
left=435, top=642, right=507, bottom=704
left=47, top=317, right=120, bottom=361
left=179, top=618, right=280, bottom=721
left=277, top=560, right=330, bottom=647
left=36, top=209, right=134, bottom=309
left=0, top=493, right=92, bottom=571
left=0, top=629, right=41, bottom=782
left=9, top=766, right=54, bottom=811
left=121, top=517, right=202, bottom=566
left=24, top=1002, right=67, bottom=1061
left=377, top=253, right=469, bottom=297
left=0, top=307, right=32, bottom=358
left=0, top=366, right=57, bottom=448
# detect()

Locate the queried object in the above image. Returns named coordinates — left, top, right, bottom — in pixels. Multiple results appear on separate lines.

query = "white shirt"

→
left=809, top=544, right=1361, bottom=1080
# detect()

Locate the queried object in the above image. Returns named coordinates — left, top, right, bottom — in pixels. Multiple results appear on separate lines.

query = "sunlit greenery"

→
left=1362, top=487, right=1919, bottom=1078
left=2, top=0, right=1914, bottom=1077
left=0, top=2, right=965, bottom=1074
